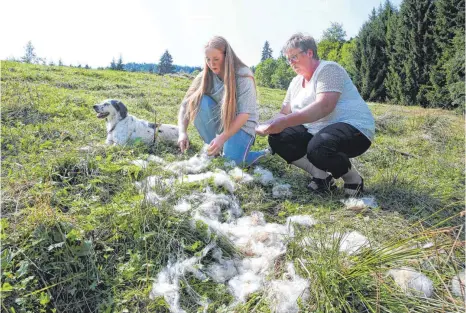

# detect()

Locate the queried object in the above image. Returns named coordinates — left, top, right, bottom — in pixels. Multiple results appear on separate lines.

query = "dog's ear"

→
left=111, top=100, right=128, bottom=119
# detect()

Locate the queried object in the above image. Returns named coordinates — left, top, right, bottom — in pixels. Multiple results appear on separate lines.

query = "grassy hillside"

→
left=1, top=61, right=464, bottom=312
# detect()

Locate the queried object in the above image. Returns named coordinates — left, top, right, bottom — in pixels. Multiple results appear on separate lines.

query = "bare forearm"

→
left=221, top=113, right=249, bottom=140
left=282, top=96, right=337, bottom=128
left=178, top=102, right=189, bottom=133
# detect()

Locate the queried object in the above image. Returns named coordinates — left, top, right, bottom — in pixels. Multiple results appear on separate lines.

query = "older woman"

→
left=178, top=36, right=266, bottom=166
left=256, top=33, right=375, bottom=196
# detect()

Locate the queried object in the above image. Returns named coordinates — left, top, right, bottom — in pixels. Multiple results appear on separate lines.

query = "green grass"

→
left=1, top=61, right=464, bottom=313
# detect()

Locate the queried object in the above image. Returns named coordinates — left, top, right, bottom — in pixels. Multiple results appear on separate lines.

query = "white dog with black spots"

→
left=93, top=99, right=179, bottom=146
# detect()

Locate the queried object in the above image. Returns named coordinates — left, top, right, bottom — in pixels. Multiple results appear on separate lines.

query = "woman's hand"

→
left=256, top=117, right=287, bottom=135
left=178, top=132, right=190, bottom=153
left=255, top=123, right=270, bottom=136
left=207, top=133, right=227, bottom=156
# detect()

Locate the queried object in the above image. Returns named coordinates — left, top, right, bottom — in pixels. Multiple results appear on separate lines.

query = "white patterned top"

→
left=284, top=61, right=375, bottom=141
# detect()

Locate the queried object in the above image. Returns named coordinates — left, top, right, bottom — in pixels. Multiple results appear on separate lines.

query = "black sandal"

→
left=307, top=175, right=337, bottom=193
left=344, top=177, right=364, bottom=196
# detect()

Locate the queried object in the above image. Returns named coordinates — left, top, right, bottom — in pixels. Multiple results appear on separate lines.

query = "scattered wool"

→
left=213, top=170, right=236, bottom=193
left=174, top=200, right=191, bottom=213
left=272, top=183, right=292, bottom=198
left=223, top=160, right=237, bottom=169
left=206, top=260, right=239, bottom=283
left=138, top=175, right=166, bottom=190
left=387, top=267, right=434, bottom=298
left=340, top=196, right=378, bottom=211
left=132, top=159, right=149, bottom=168
left=228, top=272, right=264, bottom=302
left=286, top=215, right=316, bottom=230
left=240, top=257, right=272, bottom=275
left=228, top=167, right=254, bottom=184
left=145, top=191, right=166, bottom=205
left=147, top=155, right=166, bottom=164
left=178, top=172, right=213, bottom=183
left=338, top=231, right=369, bottom=254
left=150, top=243, right=216, bottom=312
left=196, top=190, right=242, bottom=222
left=168, top=151, right=212, bottom=174
left=254, top=166, right=275, bottom=185
left=267, top=263, right=310, bottom=313
left=451, top=270, right=465, bottom=299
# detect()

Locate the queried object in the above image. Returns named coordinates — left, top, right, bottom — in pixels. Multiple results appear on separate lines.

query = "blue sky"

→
left=1, top=0, right=402, bottom=68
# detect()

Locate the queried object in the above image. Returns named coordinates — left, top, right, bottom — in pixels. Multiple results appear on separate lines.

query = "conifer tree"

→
left=261, top=41, right=273, bottom=61
left=158, top=50, right=175, bottom=74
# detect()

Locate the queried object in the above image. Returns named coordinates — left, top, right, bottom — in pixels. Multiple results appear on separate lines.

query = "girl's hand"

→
left=207, top=133, right=227, bottom=156
left=178, top=132, right=190, bottom=153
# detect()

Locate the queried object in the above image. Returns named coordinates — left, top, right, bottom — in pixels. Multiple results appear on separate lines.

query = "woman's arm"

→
left=262, top=92, right=340, bottom=134
left=177, top=72, right=203, bottom=152
left=207, top=113, right=249, bottom=156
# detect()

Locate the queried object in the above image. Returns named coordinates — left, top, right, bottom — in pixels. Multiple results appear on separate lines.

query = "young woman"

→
left=177, top=36, right=267, bottom=166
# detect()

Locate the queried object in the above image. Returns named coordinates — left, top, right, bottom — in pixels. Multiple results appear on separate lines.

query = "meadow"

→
left=1, top=61, right=464, bottom=312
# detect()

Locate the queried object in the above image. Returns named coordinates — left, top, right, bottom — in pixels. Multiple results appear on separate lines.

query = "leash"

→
left=153, top=109, right=160, bottom=144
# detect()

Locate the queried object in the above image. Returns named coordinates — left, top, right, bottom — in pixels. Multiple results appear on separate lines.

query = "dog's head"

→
left=93, top=99, right=128, bottom=120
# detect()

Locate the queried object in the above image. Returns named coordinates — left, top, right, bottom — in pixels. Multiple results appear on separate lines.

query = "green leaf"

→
left=1, top=282, right=14, bottom=292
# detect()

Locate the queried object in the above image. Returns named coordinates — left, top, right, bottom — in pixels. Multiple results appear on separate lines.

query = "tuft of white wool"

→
left=451, top=270, right=465, bottom=299
left=387, top=267, right=434, bottom=298
left=253, top=166, right=275, bottom=185
left=150, top=243, right=216, bottom=313
left=149, top=264, right=186, bottom=313
left=206, top=260, right=239, bottom=283
left=178, top=172, right=213, bottom=184
left=213, top=170, right=236, bottom=193
left=167, top=146, right=212, bottom=174
left=174, top=200, right=191, bottom=213
left=228, top=167, right=254, bottom=184
left=228, top=272, right=264, bottom=302
left=286, top=215, right=316, bottom=231
left=340, top=196, right=378, bottom=211
left=138, top=175, right=168, bottom=190
left=132, top=159, right=149, bottom=168
left=196, top=190, right=242, bottom=222
left=267, top=262, right=310, bottom=313
left=145, top=191, right=166, bottom=205
left=223, top=160, right=237, bottom=169
left=147, top=155, right=166, bottom=164
left=338, top=231, right=369, bottom=254
left=272, top=183, right=292, bottom=198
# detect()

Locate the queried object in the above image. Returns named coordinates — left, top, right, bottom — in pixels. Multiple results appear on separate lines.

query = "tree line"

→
left=255, top=0, right=464, bottom=109
left=16, top=44, right=200, bottom=75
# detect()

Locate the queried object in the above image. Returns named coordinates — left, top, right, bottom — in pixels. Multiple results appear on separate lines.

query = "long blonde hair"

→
left=185, top=36, right=254, bottom=132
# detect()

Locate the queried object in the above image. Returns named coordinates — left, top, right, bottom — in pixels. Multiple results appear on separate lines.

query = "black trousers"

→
left=268, top=122, right=371, bottom=179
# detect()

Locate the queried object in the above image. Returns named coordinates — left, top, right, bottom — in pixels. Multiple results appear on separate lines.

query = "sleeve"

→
left=316, top=63, right=346, bottom=94
left=236, top=75, right=257, bottom=114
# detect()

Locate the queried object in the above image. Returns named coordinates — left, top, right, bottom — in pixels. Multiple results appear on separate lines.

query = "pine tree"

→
left=261, top=41, right=273, bottom=61
left=158, top=50, right=175, bottom=74
left=116, top=54, right=124, bottom=71
left=21, top=41, right=37, bottom=63
left=353, top=2, right=395, bottom=102
left=385, top=0, right=436, bottom=106
left=427, top=0, right=465, bottom=107
left=110, top=57, right=117, bottom=70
